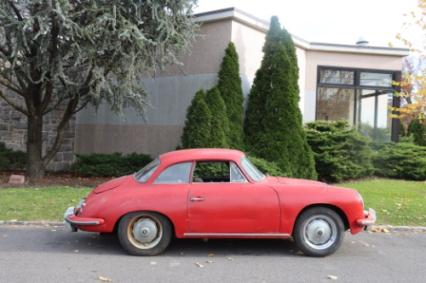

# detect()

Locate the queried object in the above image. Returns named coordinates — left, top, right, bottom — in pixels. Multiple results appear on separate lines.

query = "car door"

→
left=186, top=161, right=280, bottom=235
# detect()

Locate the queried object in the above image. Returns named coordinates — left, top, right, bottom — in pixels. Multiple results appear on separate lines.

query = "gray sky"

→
left=195, top=0, right=419, bottom=48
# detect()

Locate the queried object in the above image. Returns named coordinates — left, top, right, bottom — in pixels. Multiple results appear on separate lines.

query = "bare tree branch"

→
left=0, top=76, right=24, bottom=95
left=8, top=1, right=23, bottom=21
left=0, top=89, right=28, bottom=115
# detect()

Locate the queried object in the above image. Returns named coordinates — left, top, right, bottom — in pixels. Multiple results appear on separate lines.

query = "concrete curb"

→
left=371, top=225, right=426, bottom=232
left=0, top=220, right=63, bottom=227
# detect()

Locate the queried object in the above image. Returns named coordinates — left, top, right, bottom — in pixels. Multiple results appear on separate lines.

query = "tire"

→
left=117, top=212, right=172, bottom=256
left=293, top=207, right=345, bottom=257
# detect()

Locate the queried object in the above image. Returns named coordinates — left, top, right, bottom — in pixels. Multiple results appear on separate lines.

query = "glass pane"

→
left=193, top=162, right=230, bottom=182
left=357, top=92, right=392, bottom=142
left=319, top=69, right=354, bottom=85
left=241, top=157, right=265, bottom=182
left=358, top=96, right=375, bottom=138
left=360, top=72, right=392, bottom=87
left=316, top=87, right=355, bottom=124
left=154, top=162, right=192, bottom=184
left=376, top=93, right=392, bottom=142
left=135, top=159, right=159, bottom=183
left=230, top=163, right=247, bottom=183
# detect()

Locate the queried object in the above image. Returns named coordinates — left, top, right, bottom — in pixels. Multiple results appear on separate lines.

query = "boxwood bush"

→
left=72, top=152, right=152, bottom=177
left=247, top=155, right=288, bottom=177
left=0, top=142, right=26, bottom=171
left=305, top=121, right=374, bottom=183
left=373, top=142, right=426, bottom=180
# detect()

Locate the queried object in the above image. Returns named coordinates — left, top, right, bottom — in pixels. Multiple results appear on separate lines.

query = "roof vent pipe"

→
left=356, top=36, right=369, bottom=46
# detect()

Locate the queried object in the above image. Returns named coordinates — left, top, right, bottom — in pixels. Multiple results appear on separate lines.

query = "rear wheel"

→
left=293, top=207, right=344, bottom=257
left=118, top=212, right=172, bottom=256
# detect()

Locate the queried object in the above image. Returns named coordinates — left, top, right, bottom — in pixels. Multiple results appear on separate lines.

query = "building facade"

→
left=0, top=8, right=409, bottom=169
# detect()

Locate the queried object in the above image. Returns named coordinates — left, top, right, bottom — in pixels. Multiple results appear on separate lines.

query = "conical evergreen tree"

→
left=217, top=42, right=244, bottom=148
left=181, top=90, right=212, bottom=148
left=205, top=87, right=229, bottom=148
left=244, top=16, right=317, bottom=179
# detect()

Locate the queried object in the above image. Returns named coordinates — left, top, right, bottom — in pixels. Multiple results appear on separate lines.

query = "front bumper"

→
left=63, top=206, right=104, bottom=232
left=356, top=208, right=376, bottom=226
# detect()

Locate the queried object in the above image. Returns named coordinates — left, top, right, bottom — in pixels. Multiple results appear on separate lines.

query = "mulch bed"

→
left=0, top=171, right=111, bottom=188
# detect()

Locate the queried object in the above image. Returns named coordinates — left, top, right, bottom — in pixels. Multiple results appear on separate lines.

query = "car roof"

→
left=159, top=148, right=245, bottom=165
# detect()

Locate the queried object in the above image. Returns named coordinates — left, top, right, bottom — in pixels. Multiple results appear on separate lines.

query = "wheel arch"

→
left=294, top=204, right=350, bottom=233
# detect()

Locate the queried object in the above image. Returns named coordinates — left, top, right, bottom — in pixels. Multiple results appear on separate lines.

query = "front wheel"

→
left=118, top=212, right=172, bottom=256
left=293, top=207, right=344, bottom=257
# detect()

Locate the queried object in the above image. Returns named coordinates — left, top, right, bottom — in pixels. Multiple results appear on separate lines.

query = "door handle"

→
left=190, top=196, right=205, bottom=202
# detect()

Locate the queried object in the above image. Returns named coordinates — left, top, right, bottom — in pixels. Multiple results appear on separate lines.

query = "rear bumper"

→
left=356, top=208, right=376, bottom=226
left=63, top=206, right=104, bottom=231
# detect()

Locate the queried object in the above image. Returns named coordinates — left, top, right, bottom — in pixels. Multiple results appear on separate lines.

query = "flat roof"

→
left=194, top=7, right=409, bottom=57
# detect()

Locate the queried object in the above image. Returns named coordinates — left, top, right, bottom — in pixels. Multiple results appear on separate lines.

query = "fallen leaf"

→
left=98, top=276, right=112, bottom=282
left=327, top=275, right=338, bottom=280
left=195, top=262, right=204, bottom=268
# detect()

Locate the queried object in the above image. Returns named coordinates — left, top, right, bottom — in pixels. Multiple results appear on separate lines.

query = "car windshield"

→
left=241, top=157, right=265, bottom=182
left=134, top=159, right=160, bottom=183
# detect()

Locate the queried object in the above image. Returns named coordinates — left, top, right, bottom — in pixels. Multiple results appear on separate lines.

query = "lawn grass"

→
left=0, top=179, right=425, bottom=226
left=0, top=186, right=91, bottom=221
left=339, top=178, right=426, bottom=226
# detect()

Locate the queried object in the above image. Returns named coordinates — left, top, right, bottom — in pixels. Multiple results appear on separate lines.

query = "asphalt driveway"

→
left=0, top=225, right=425, bottom=283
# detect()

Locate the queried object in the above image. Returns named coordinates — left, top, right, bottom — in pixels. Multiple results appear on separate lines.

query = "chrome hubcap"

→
left=133, top=219, right=158, bottom=243
left=128, top=215, right=163, bottom=249
left=303, top=215, right=337, bottom=250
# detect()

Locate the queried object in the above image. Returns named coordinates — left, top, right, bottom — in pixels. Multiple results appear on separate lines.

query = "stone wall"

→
left=0, top=92, right=76, bottom=171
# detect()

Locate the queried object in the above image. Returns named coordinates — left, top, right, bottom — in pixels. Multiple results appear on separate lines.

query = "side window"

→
left=230, top=162, right=247, bottom=183
left=154, top=162, right=192, bottom=184
left=193, top=161, right=230, bottom=183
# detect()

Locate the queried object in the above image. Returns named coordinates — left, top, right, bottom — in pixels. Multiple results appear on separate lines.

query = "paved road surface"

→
left=0, top=225, right=425, bottom=283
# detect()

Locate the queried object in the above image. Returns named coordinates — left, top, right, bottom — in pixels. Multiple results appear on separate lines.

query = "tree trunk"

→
left=26, top=114, right=44, bottom=183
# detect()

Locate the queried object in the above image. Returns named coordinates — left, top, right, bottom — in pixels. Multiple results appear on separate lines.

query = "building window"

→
left=316, top=67, right=400, bottom=142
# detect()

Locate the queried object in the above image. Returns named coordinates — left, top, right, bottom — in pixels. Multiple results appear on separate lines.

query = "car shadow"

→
left=48, top=229, right=300, bottom=257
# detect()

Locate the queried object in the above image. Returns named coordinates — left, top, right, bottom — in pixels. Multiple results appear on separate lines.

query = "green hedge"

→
left=72, top=153, right=152, bottom=177
left=373, top=142, right=426, bottom=180
left=247, top=155, right=288, bottom=177
left=0, top=143, right=26, bottom=171
left=305, top=121, right=374, bottom=183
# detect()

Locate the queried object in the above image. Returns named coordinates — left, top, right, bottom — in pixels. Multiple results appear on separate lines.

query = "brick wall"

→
left=0, top=93, right=76, bottom=171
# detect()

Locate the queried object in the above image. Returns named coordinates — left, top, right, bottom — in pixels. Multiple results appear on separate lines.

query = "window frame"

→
left=316, top=66, right=401, bottom=142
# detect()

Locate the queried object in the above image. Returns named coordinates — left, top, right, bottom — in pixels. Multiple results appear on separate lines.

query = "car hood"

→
left=93, top=175, right=130, bottom=194
left=266, top=176, right=327, bottom=187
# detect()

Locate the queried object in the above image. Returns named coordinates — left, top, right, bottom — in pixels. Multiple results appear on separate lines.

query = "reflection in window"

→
left=154, top=162, right=192, bottom=184
left=316, top=87, right=355, bottom=124
left=230, top=163, right=247, bottom=183
left=360, top=72, right=392, bottom=87
left=317, top=67, right=397, bottom=142
left=358, top=91, right=392, bottom=142
left=319, top=69, right=354, bottom=85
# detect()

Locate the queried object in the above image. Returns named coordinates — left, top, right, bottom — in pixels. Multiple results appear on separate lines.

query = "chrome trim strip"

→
left=183, top=233, right=290, bottom=237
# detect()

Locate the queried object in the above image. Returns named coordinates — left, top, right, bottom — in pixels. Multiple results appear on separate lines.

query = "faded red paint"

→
left=67, top=148, right=373, bottom=237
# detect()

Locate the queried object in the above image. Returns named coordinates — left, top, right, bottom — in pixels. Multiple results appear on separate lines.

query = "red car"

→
left=64, top=148, right=375, bottom=257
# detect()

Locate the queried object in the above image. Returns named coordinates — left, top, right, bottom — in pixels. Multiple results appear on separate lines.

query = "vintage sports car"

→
left=64, top=149, right=375, bottom=257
